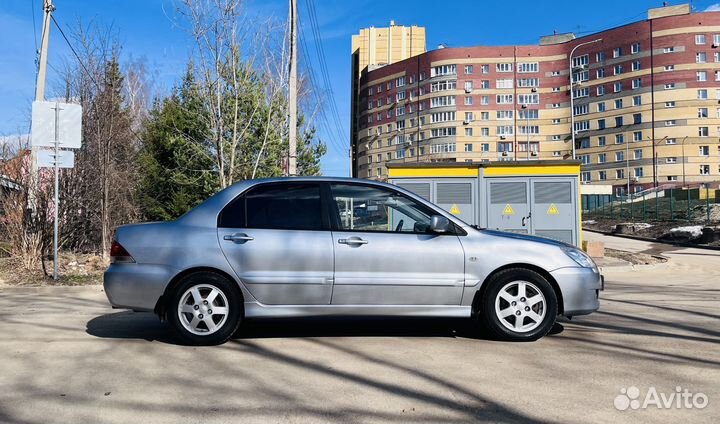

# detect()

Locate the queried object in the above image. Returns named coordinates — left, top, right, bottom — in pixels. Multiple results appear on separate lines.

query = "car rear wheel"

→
left=167, top=272, right=242, bottom=345
left=478, top=268, right=558, bottom=341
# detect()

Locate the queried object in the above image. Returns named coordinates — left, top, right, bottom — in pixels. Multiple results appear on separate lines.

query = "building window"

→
left=699, top=127, right=709, bottom=137
left=634, top=149, right=643, bottom=160
left=616, top=169, right=625, bottom=180
left=497, top=110, right=514, bottom=120
left=614, top=82, right=623, bottom=93
left=481, top=143, right=490, bottom=152
left=430, top=127, right=457, bottom=138
left=496, top=94, right=514, bottom=104
left=464, top=65, right=474, bottom=74
left=598, top=119, right=606, bottom=130
left=633, top=131, right=642, bottom=142
left=517, top=78, right=539, bottom=87
left=715, top=34, right=720, bottom=45
left=517, top=62, right=539, bottom=73
left=633, top=113, right=642, bottom=124
left=573, top=87, right=589, bottom=98
left=552, top=119, right=561, bottom=124
left=632, top=42, right=641, bottom=53
left=614, top=64, right=623, bottom=75
left=497, top=142, right=513, bottom=152
left=613, top=47, right=622, bottom=58
left=665, top=120, right=676, bottom=126
left=596, top=52, right=606, bottom=62
left=552, top=135, right=561, bottom=141
left=697, top=71, right=707, bottom=82
left=481, top=80, right=490, bottom=88
left=464, top=143, right=473, bottom=152
left=598, top=153, right=606, bottom=163
left=664, top=65, right=675, bottom=71
left=663, top=46, right=675, bottom=53
left=615, top=116, right=624, bottom=127
left=632, top=60, right=641, bottom=71
left=597, top=68, right=606, bottom=78
left=464, top=81, right=474, bottom=91
left=552, top=103, right=561, bottom=108
left=599, top=171, right=607, bottom=181
left=615, top=99, right=623, bottom=109
left=699, top=145, right=710, bottom=156
left=597, top=86, right=606, bottom=96
left=598, top=136, right=606, bottom=146
left=464, top=112, right=474, bottom=122
left=419, top=72, right=426, bottom=81
left=633, top=95, right=642, bottom=106
left=465, top=128, right=473, bottom=136
left=396, top=76, right=406, bottom=87
left=698, top=89, right=708, bottom=99
left=480, top=111, right=489, bottom=120
left=697, top=52, right=707, bottom=63
left=481, top=96, right=489, bottom=105
left=496, top=126, right=514, bottom=136
left=632, top=78, right=641, bottom=89
left=667, top=175, right=677, bottom=181
left=698, top=108, right=708, bottom=118
left=464, top=96, right=473, bottom=105
left=581, top=172, right=591, bottom=182
left=666, top=138, right=677, bottom=145
left=481, top=64, right=490, bottom=74
left=664, top=83, right=675, bottom=89
left=634, top=167, right=644, bottom=177
left=517, top=94, right=539, bottom=104
left=481, top=127, right=490, bottom=136
left=431, top=143, right=457, bottom=153
left=666, top=157, right=677, bottom=164
left=597, top=102, right=606, bottom=112
left=431, top=64, right=457, bottom=77
left=700, top=165, right=710, bottom=175
left=496, top=63, right=513, bottom=72
left=696, top=34, right=706, bottom=45
left=496, top=79, right=514, bottom=89
left=716, top=71, right=720, bottom=81
left=665, top=101, right=676, bottom=108
left=551, top=70, right=561, bottom=76
left=519, top=109, right=538, bottom=120
left=615, top=134, right=625, bottom=144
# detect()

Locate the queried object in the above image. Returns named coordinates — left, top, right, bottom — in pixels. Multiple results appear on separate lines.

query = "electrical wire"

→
left=50, top=14, right=101, bottom=91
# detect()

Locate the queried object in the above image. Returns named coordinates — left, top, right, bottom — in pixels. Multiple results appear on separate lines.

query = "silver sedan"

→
left=104, top=177, right=602, bottom=345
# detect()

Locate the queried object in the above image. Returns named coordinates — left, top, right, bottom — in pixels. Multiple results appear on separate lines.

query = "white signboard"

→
left=31, top=101, right=82, bottom=149
left=37, top=150, right=75, bottom=169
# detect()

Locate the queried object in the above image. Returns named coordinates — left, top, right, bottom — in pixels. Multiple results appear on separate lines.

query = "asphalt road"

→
left=0, top=233, right=718, bottom=424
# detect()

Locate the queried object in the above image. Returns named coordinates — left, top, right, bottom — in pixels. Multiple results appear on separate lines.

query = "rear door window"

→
left=245, top=183, right=323, bottom=231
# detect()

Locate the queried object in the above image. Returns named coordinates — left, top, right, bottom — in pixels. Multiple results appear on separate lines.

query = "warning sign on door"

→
left=449, top=204, right=461, bottom=215
left=547, top=203, right=560, bottom=215
left=502, top=204, right=515, bottom=215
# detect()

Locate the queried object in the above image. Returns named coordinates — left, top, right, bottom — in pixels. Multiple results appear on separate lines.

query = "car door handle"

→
left=223, top=233, right=254, bottom=243
left=338, top=238, right=368, bottom=245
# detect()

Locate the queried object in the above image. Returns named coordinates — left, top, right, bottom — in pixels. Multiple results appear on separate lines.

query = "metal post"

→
left=287, top=0, right=298, bottom=176
left=687, top=190, right=691, bottom=223
left=706, top=186, right=710, bottom=225
left=643, top=193, right=646, bottom=221
left=53, top=102, right=60, bottom=280
left=569, top=38, right=602, bottom=160
left=670, top=189, right=674, bottom=221
left=626, top=141, right=630, bottom=201
left=681, top=136, right=687, bottom=187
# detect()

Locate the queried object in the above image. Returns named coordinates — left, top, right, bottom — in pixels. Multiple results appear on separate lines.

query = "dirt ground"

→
left=583, top=217, right=720, bottom=247
left=0, top=251, right=106, bottom=286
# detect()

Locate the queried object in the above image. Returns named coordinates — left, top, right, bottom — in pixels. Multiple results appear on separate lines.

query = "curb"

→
left=583, top=228, right=720, bottom=251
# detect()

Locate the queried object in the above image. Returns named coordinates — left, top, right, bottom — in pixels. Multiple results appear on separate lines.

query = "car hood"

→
left=477, top=228, right=573, bottom=248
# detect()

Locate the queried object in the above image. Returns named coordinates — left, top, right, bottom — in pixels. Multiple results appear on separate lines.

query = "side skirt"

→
left=244, top=303, right=473, bottom=319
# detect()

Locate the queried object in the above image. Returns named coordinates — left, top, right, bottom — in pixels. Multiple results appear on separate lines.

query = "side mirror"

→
left=429, top=215, right=451, bottom=233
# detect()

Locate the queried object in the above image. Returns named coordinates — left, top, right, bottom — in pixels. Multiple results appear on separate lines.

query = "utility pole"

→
left=287, top=0, right=298, bottom=176
left=35, top=0, right=54, bottom=101
left=30, top=0, right=54, bottom=213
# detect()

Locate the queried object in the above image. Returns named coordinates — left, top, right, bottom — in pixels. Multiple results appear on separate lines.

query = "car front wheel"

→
left=167, top=272, right=242, bottom=345
left=478, top=268, right=558, bottom=341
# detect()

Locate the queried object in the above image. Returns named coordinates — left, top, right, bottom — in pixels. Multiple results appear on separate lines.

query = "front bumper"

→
left=550, top=267, right=603, bottom=317
left=103, top=263, right=177, bottom=312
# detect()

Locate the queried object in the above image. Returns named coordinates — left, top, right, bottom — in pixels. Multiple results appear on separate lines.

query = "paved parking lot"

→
left=0, top=234, right=718, bottom=423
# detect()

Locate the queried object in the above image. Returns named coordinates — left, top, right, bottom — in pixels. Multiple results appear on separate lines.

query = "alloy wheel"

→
left=494, top=280, right=547, bottom=333
left=177, top=284, right=230, bottom=336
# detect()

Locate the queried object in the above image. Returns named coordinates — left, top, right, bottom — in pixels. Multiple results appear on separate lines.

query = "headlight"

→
left=562, top=246, right=598, bottom=271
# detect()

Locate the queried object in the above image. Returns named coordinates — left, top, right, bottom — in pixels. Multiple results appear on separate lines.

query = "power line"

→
left=303, top=0, right=348, bottom=147
left=50, top=14, right=101, bottom=91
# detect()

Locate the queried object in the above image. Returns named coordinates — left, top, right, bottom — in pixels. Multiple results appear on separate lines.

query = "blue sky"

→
left=2, top=0, right=720, bottom=175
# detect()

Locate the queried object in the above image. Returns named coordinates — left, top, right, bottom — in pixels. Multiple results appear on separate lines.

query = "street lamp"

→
left=569, top=38, right=603, bottom=160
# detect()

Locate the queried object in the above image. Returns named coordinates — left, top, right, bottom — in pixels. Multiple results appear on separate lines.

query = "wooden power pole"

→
left=287, top=0, right=298, bottom=176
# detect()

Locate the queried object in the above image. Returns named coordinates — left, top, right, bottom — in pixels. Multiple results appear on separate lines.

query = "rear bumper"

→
left=550, top=267, right=602, bottom=317
left=103, top=264, right=177, bottom=312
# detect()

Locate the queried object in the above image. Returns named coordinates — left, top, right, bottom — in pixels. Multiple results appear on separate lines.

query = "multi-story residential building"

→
left=351, top=21, right=426, bottom=175
left=351, top=4, right=720, bottom=196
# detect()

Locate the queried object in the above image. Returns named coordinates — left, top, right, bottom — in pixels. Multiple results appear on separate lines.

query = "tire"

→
left=477, top=268, right=558, bottom=342
left=167, top=271, right=242, bottom=345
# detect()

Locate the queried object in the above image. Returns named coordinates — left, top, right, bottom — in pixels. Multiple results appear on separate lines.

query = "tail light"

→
left=110, top=240, right=135, bottom=263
